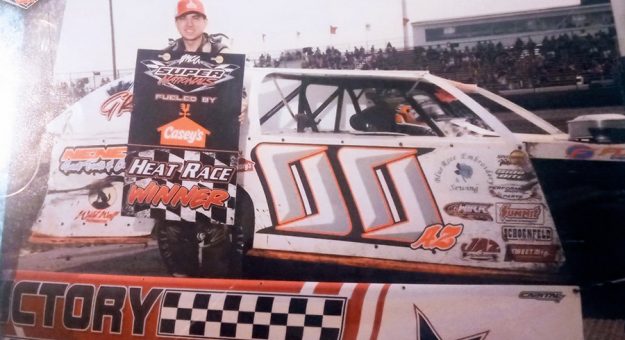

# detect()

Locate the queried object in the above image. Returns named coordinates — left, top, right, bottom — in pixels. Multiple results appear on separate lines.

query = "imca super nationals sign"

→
left=123, top=50, right=245, bottom=224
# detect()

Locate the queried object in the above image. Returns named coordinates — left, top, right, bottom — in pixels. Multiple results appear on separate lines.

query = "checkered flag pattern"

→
left=124, top=147, right=238, bottom=224
left=158, top=290, right=346, bottom=340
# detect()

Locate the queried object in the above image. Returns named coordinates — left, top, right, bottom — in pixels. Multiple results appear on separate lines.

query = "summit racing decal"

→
left=142, top=54, right=239, bottom=93
left=2, top=0, right=39, bottom=9
left=496, top=203, right=544, bottom=225
left=59, top=145, right=126, bottom=175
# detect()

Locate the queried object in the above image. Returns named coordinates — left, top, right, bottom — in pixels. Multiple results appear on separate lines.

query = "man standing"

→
left=165, top=0, right=228, bottom=55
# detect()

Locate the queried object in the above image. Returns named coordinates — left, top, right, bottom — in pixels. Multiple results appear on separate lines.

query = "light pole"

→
left=611, top=0, right=625, bottom=107
left=109, top=0, right=118, bottom=80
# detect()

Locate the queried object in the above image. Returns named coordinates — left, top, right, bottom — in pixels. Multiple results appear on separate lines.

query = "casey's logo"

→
left=157, top=103, right=210, bottom=148
left=142, top=55, right=239, bottom=93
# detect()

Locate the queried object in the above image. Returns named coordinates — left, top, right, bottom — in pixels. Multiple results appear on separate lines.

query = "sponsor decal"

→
left=74, top=183, right=120, bottom=223
left=157, top=103, right=210, bottom=148
left=444, top=202, right=493, bottom=221
left=496, top=203, right=544, bottom=225
left=504, top=244, right=559, bottom=263
left=434, top=153, right=494, bottom=194
left=519, top=291, right=566, bottom=303
left=488, top=182, right=540, bottom=201
left=100, top=81, right=134, bottom=121
left=59, top=145, right=126, bottom=175
left=414, top=305, right=489, bottom=340
left=126, top=180, right=230, bottom=210
left=75, top=210, right=119, bottom=224
left=142, top=54, right=239, bottom=93
left=461, top=238, right=501, bottom=262
left=495, top=168, right=535, bottom=181
left=497, top=150, right=529, bottom=167
left=566, top=145, right=625, bottom=161
left=126, top=158, right=235, bottom=182
left=88, top=183, right=117, bottom=209
left=2, top=0, right=38, bottom=9
left=502, top=226, right=553, bottom=242
left=410, top=223, right=463, bottom=251
left=237, top=157, right=256, bottom=172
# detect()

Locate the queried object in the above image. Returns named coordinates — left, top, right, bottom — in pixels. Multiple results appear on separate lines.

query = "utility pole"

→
left=611, top=0, right=625, bottom=106
left=109, top=0, right=118, bottom=80
left=402, top=0, right=409, bottom=49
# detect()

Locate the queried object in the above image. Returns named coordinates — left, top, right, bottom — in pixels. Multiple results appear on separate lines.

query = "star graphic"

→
left=415, top=305, right=489, bottom=340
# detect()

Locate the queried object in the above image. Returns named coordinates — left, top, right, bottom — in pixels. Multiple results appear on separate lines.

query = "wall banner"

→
left=0, top=270, right=583, bottom=340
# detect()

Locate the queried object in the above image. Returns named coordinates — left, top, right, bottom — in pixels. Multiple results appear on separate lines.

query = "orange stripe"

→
left=369, top=284, right=391, bottom=340
left=343, top=283, right=369, bottom=340
left=313, top=282, right=343, bottom=295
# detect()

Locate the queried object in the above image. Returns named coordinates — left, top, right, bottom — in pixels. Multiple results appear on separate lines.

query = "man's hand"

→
left=239, top=96, right=248, bottom=124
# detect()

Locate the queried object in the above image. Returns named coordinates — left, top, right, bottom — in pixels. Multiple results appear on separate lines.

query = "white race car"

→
left=31, top=68, right=625, bottom=283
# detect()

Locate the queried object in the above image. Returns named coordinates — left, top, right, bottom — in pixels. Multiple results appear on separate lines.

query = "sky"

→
left=53, top=0, right=580, bottom=78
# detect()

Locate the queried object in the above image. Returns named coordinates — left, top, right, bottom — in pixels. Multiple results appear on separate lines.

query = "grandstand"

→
left=411, top=3, right=614, bottom=48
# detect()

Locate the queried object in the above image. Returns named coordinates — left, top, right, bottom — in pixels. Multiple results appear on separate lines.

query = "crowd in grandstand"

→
left=52, top=30, right=618, bottom=110
left=255, top=30, right=618, bottom=91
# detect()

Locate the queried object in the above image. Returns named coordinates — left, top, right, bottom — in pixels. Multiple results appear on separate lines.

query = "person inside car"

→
left=350, top=88, right=435, bottom=135
left=349, top=89, right=396, bottom=133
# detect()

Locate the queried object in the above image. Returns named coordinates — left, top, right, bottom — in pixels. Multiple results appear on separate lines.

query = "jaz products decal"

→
left=124, top=50, right=244, bottom=223
left=433, top=153, right=494, bottom=194
left=443, top=202, right=493, bottom=221
left=461, top=238, right=501, bottom=262
left=495, top=203, right=544, bottom=225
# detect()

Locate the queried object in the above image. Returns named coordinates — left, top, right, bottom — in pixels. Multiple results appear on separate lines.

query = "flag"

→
left=296, top=31, right=301, bottom=38
left=365, top=23, right=371, bottom=31
left=262, top=33, right=266, bottom=42
left=403, top=17, right=410, bottom=25
left=330, top=25, right=337, bottom=34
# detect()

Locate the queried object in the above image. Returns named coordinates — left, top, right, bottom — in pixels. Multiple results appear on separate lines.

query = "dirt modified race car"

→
left=29, top=68, right=625, bottom=285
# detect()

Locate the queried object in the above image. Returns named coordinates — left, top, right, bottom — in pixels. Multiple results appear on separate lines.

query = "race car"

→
left=30, top=68, right=625, bottom=284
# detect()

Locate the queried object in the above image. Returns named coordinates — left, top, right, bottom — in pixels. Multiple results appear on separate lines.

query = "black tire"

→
left=156, top=221, right=233, bottom=278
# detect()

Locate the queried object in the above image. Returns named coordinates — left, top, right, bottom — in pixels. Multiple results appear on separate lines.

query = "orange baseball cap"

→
left=176, top=0, right=206, bottom=18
